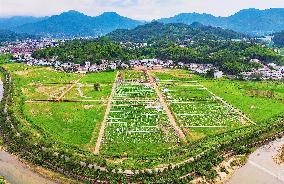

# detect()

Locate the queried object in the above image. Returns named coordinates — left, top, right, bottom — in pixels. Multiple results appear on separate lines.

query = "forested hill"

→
left=0, top=30, right=37, bottom=43
left=273, top=31, right=284, bottom=47
left=33, top=36, right=284, bottom=75
left=107, top=21, right=247, bottom=43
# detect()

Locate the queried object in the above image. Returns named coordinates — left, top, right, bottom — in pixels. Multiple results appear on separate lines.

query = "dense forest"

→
left=0, top=29, right=37, bottom=43
left=107, top=22, right=247, bottom=43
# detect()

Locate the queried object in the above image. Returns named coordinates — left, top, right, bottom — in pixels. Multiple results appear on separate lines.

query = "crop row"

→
left=101, top=83, right=178, bottom=157
left=159, top=80, right=243, bottom=133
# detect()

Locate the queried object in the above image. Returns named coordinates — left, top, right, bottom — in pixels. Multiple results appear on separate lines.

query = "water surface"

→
left=227, top=137, right=284, bottom=184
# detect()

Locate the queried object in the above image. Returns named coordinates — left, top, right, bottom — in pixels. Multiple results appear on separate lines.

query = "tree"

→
left=206, top=69, right=215, bottom=78
left=94, top=83, right=101, bottom=91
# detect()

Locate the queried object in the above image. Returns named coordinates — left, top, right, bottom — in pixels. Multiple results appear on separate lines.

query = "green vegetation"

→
left=107, top=21, right=246, bottom=43
left=24, top=102, right=105, bottom=146
left=32, top=37, right=137, bottom=64
left=0, top=54, right=11, bottom=64
left=273, top=31, right=284, bottom=47
left=0, top=59, right=283, bottom=183
left=0, top=29, right=37, bottom=43
left=33, top=32, right=284, bottom=76
left=1, top=63, right=117, bottom=149
left=0, top=176, right=6, bottom=184
left=152, top=70, right=244, bottom=141
left=101, top=71, right=178, bottom=164
left=201, top=79, right=284, bottom=122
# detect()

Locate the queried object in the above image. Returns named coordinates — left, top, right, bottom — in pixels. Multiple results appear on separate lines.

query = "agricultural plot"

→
left=2, top=63, right=117, bottom=149
left=121, top=69, right=147, bottom=82
left=100, top=72, right=178, bottom=159
left=201, top=79, right=284, bottom=123
left=152, top=70, right=245, bottom=140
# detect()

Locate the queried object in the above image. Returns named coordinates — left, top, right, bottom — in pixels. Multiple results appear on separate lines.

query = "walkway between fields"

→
left=145, top=70, right=186, bottom=141
left=92, top=71, right=119, bottom=155
left=56, top=76, right=84, bottom=101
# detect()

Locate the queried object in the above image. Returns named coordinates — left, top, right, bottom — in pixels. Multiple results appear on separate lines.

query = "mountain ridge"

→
left=158, top=8, right=284, bottom=35
left=2, top=8, right=284, bottom=37
left=107, top=21, right=247, bottom=43
left=11, top=10, right=143, bottom=37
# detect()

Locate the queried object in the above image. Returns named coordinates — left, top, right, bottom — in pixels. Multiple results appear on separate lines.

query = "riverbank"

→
left=226, top=137, right=284, bottom=184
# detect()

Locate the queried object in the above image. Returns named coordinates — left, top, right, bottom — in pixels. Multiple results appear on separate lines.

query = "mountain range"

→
left=159, top=8, right=284, bottom=36
left=0, top=16, right=48, bottom=29
left=1, top=8, right=284, bottom=37
left=8, top=11, right=143, bottom=37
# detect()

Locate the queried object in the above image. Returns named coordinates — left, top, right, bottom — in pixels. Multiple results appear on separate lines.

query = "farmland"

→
left=1, top=63, right=117, bottom=149
left=0, top=64, right=283, bottom=182
left=100, top=70, right=178, bottom=161
left=201, top=79, right=284, bottom=123
left=151, top=70, right=248, bottom=141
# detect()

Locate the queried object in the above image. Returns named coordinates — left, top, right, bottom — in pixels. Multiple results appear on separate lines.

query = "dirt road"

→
left=145, top=70, right=186, bottom=140
left=93, top=72, right=119, bottom=154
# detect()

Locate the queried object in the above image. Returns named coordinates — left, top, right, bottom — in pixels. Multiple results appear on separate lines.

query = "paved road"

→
left=227, top=137, right=284, bottom=184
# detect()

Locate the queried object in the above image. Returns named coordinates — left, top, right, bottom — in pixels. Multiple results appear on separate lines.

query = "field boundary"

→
left=146, top=70, right=187, bottom=141
left=56, top=76, right=84, bottom=101
left=92, top=71, right=119, bottom=155
left=203, top=85, right=256, bottom=125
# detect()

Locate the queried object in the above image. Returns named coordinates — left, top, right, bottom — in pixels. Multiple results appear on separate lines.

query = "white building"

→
left=214, top=71, right=223, bottom=79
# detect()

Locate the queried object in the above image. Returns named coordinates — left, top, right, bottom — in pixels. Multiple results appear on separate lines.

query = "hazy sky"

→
left=0, top=0, right=283, bottom=20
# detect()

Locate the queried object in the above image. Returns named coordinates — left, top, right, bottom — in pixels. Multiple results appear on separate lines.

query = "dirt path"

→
left=92, top=71, right=119, bottom=155
left=56, top=76, right=84, bottom=101
left=145, top=70, right=186, bottom=141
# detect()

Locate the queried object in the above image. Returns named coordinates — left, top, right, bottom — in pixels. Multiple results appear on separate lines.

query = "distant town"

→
left=1, top=38, right=283, bottom=80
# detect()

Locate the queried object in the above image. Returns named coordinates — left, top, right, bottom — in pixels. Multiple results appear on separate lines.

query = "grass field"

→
left=201, top=79, right=284, bottom=123
left=2, top=63, right=117, bottom=149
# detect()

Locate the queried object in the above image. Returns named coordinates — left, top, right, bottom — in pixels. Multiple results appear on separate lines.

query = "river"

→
left=227, top=137, right=284, bottom=184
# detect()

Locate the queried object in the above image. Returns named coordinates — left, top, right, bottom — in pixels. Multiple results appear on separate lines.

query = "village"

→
left=0, top=39, right=283, bottom=80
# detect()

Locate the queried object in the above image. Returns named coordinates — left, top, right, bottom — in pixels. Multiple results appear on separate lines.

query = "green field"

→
left=151, top=70, right=245, bottom=141
left=100, top=83, right=178, bottom=159
left=2, top=63, right=117, bottom=149
left=1, top=64, right=283, bottom=170
left=201, top=79, right=284, bottom=123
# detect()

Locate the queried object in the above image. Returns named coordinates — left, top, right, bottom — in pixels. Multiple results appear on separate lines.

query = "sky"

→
left=0, top=0, right=284, bottom=20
